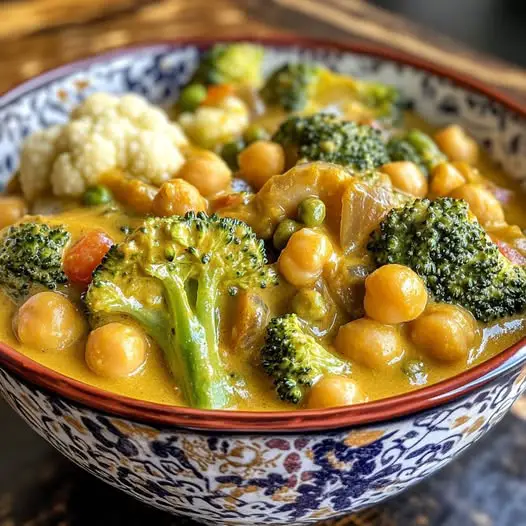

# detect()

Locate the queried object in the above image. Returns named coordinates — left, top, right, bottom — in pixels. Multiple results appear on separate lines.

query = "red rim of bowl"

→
left=1, top=35, right=526, bottom=433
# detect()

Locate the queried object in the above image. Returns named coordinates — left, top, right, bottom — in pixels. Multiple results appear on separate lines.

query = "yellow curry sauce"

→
left=2, top=50, right=526, bottom=412
left=0, top=138, right=525, bottom=411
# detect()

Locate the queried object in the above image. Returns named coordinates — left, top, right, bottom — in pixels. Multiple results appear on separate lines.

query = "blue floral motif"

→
left=0, top=362, right=525, bottom=524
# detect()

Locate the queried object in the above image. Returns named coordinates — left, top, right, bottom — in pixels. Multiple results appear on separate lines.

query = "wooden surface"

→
left=0, top=1, right=526, bottom=525
left=1, top=0, right=526, bottom=101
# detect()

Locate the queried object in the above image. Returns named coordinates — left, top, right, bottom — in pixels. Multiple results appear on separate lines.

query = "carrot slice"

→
left=64, top=231, right=113, bottom=286
left=203, top=84, right=234, bottom=106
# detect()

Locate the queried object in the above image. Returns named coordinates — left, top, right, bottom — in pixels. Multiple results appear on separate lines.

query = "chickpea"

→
left=86, top=323, right=147, bottom=379
left=364, top=264, right=428, bottom=324
left=178, top=151, right=232, bottom=197
left=278, top=228, right=332, bottom=288
left=434, top=125, right=479, bottom=164
left=307, top=376, right=365, bottom=409
left=152, top=179, right=207, bottom=217
left=0, top=196, right=27, bottom=229
left=410, top=304, right=480, bottom=362
left=449, top=183, right=505, bottom=225
left=381, top=161, right=428, bottom=197
left=238, top=140, right=285, bottom=190
left=429, top=163, right=466, bottom=197
left=15, top=292, right=85, bottom=351
left=335, top=318, right=405, bottom=370
left=451, top=161, right=482, bottom=183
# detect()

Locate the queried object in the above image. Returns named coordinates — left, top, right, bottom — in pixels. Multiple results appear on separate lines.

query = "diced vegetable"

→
left=221, top=140, right=245, bottom=170
left=63, top=231, right=113, bottom=286
left=291, top=289, right=328, bottom=321
left=178, top=84, right=208, bottom=112
left=340, top=175, right=407, bottom=254
left=273, top=219, right=302, bottom=250
left=231, top=291, right=270, bottom=353
left=298, top=197, right=326, bottom=227
left=204, top=84, right=235, bottom=106
left=83, top=185, right=113, bottom=207
left=243, top=125, right=269, bottom=144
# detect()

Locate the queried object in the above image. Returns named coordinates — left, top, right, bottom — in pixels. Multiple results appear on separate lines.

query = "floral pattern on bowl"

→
left=0, top=364, right=525, bottom=525
left=0, top=40, right=526, bottom=525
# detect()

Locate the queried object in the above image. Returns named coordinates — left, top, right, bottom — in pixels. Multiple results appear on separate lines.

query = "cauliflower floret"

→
left=178, top=95, right=249, bottom=149
left=52, top=132, right=117, bottom=196
left=19, top=126, right=62, bottom=201
left=71, top=92, right=119, bottom=119
left=127, top=131, right=185, bottom=186
left=19, top=92, right=188, bottom=200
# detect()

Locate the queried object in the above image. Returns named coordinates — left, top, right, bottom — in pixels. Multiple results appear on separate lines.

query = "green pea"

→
left=178, top=84, right=207, bottom=112
left=221, top=140, right=245, bottom=170
left=83, top=185, right=113, bottom=206
left=243, top=125, right=269, bottom=144
left=298, top=197, right=326, bottom=227
left=273, top=219, right=302, bottom=250
left=291, top=289, right=328, bottom=321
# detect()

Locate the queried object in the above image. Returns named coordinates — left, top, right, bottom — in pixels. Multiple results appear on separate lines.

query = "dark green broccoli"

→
left=261, top=314, right=349, bottom=404
left=368, top=197, right=526, bottom=322
left=260, top=62, right=320, bottom=112
left=85, top=212, right=277, bottom=409
left=272, top=113, right=390, bottom=172
left=387, top=129, right=446, bottom=176
left=189, top=43, right=264, bottom=86
left=0, top=222, right=70, bottom=302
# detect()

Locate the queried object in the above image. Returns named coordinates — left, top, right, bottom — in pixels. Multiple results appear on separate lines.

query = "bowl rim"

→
left=1, top=35, right=526, bottom=433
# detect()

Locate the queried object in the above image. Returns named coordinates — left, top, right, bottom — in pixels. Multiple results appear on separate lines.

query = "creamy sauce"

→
left=1, top=113, right=526, bottom=410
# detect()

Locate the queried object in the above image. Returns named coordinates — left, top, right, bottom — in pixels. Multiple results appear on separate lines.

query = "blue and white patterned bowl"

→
left=1, top=38, right=526, bottom=525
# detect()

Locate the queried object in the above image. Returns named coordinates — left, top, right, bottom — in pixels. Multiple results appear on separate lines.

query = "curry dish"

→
left=1, top=44, right=525, bottom=411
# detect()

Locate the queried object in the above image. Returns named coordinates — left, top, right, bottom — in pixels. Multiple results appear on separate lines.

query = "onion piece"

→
left=340, top=175, right=409, bottom=254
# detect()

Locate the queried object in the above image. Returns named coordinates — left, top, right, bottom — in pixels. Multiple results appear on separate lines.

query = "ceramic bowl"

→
left=1, top=38, right=526, bottom=525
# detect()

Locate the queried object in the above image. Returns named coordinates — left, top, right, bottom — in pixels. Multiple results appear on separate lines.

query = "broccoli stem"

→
left=161, top=272, right=230, bottom=410
left=196, top=271, right=220, bottom=354
left=195, top=271, right=232, bottom=407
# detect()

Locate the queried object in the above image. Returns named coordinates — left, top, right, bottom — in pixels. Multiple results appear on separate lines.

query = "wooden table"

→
left=1, top=1, right=525, bottom=525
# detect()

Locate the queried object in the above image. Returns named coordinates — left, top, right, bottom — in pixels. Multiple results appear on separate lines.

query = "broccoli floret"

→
left=85, top=212, right=277, bottom=409
left=368, top=197, right=526, bottom=322
left=272, top=113, right=390, bottom=172
left=387, top=129, right=446, bottom=176
left=0, top=222, right=70, bottom=302
left=260, top=62, right=403, bottom=122
left=261, top=314, right=349, bottom=404
left=190, top=43, right=264, bottom=87
left=357, top=81, right=404, bottom=124
left=260, top=62, right=320, bottom=112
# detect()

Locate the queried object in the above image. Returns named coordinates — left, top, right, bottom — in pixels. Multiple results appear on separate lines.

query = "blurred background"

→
left=0, top=1, right=526, bottom=525
left=2, top=0, right=526, bottom=94
left=373, top=0, right=526, bottom=67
